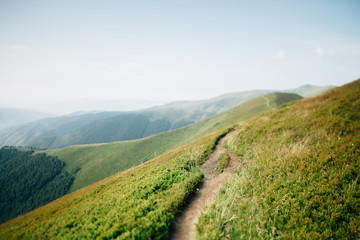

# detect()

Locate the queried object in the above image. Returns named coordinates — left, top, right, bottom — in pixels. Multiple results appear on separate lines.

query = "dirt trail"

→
left=263, top=95, right=271, bottom=108
left=168, top=137, right=237, bottom=240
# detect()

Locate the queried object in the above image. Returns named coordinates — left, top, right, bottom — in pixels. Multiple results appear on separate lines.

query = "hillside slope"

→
left=46, top=92, right=302, bottom=192
left=0, top=84, right=328, bottom=149
left=0, top=81, right=348, bottom=239
left=0, top=91, right=269, bottom=149
left=0, top=128, right=230, bottom=239
left=197, top=79, right=360, bottom=239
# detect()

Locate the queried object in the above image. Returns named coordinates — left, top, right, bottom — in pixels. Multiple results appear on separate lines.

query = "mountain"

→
left=284, top=84, right=335, bottom=97
left=147, top=90, right=272, bottom=118
left=0, top=85, right=331, bottom=149
left=0, top=79, right=357, bottom=239
left=0, top=92, right=301, bottom=226
left=0, top=90, right=271, bottom=149
left=0, top=111, right=123, bottom=148
left=0, top=108, right=53, bottom=129
left=46, top=92, right=302, bottom=192
left=151, top=84, right=332, bottom=114
left=0, top=98, right=168, bottom=115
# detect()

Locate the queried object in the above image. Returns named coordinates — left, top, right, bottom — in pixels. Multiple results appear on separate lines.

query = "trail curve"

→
left=168, top=137, right=237, bottom=240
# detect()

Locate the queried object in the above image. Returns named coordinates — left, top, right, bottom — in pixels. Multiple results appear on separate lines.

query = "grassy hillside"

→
left=0, top=84, right=325, bottom=150
left=46, top=92, right=302, bottom=192
left=197, top=80, right=360, bottom=239
left=153, top=84, right=331, bottom=116
left=0, top=80, right=348, bottom=239
left=0, top=128, right=230, bottom=239
left=1, top=90, right=271, bottom=149
left=28, top=114, right=180, bottom=149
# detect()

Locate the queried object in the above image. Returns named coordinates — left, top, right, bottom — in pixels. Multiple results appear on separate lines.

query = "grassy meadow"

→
left=197, top=80, right=360, bottom=239
left=46, top=92, right=302, bottom=192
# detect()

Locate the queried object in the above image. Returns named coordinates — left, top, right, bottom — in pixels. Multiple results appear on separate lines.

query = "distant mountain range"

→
left=0, top=98, right=167, bottom=116
left=0, top=84, right=333, bottom=149
left=0, top=108, right=54, bottom=130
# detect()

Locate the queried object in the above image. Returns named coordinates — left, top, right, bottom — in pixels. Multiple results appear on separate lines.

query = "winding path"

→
left=263, top=95, right=271, bottom=108
left=168, top=136, right=237, bottom=240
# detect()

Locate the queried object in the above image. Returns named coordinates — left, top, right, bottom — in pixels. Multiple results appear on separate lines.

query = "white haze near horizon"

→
left=0, top=98, right=170, bottom=115
left=0, top=0, right=359, bottom=114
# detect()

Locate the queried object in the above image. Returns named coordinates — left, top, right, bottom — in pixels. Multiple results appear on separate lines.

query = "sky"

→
left=0, top=0, right=359, bottom=113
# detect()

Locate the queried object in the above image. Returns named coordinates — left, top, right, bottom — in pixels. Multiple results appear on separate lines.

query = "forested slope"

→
left=0, top=147, right=75, bottom=223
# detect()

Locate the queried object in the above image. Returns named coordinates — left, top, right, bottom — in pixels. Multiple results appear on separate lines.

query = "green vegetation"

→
left=1, top=86, right=320, bottom=150
left=197, top=80, right=360, bottom=239
left=1, top=89, right=265, bottom=150
left=0, top=147, right=74, bottom=223
left=46, top=92, right=302, bottom=191
left=216, top=152, right=229, bottom=173
left=0, top=80, right=350, bottom=239
left=0, top=129, right=231, bottom=239
left=28, top=114, right=186, bottom=149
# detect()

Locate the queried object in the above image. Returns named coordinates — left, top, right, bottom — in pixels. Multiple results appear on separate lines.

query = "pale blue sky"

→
left=1, top=0, right=359, bottom=109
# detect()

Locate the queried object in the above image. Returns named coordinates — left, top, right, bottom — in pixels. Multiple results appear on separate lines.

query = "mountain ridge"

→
left=0, top=84, right=331, bottom=149
left=46, top=92, right=302, bottom=192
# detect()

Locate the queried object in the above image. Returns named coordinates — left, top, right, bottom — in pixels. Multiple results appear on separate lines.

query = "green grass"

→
left=197, top=80, right=360, bottom=239
left=216, top=152, right=229, bottom=173
left=46, top=92, right=302, bottom=191
left=0, top=128, right=233, bottom=239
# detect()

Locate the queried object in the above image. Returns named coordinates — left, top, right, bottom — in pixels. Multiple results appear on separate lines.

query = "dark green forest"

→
left=0, top=147, right=75, bottom=223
